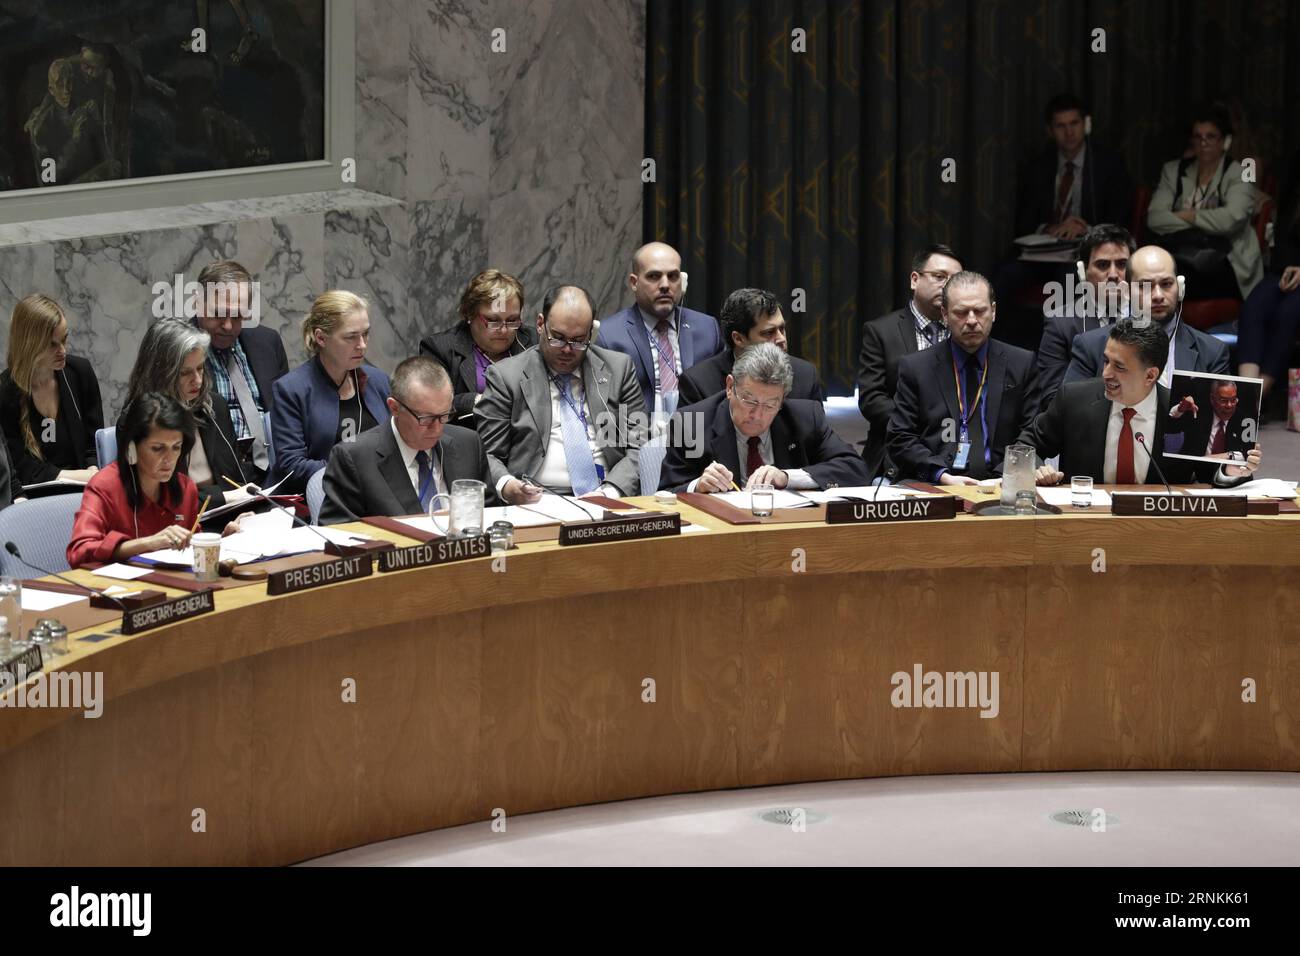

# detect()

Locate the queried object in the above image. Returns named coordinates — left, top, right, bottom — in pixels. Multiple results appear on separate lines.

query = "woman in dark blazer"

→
left=418, top=269, right=532, bottom=424
left=1237, top=150, right=1300, bottom=409
left=270, top=290, right=391, bottom=493
left=124, top=319, right=255, bottom=515
left=0, top=294, right=104, bottom=487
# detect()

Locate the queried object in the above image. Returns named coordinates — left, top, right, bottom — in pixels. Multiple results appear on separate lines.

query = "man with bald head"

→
left=1063, top=245, right=1229, bottom=388
left=477, top=284, right=646, bottom=504
left=597, top=242, right=724, bottom=416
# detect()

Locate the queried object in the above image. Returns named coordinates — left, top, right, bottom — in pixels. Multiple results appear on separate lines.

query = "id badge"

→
left=953, top=441, right=971, bottom=470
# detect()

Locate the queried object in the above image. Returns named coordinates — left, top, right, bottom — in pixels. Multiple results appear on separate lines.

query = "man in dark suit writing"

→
left=856, top=243, right=963, bottom=482
left=319, top=356, right=495, bottom=524
left=659, top=344, right=867, bottom=493
left=887, top=271, right=1041, bottom=484
left=678, top=287, right=825, bottom=406
left=1020, top=321, right=1261, bottom=486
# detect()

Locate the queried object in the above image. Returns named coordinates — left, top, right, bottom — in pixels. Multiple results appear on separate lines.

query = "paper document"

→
left=92, top=563, right=156, bottom=581
left=713, top=490, right=815, bottom=510
left=1036, top=486, right=1112, bottom=507
left=1184, top=479, right=1298, bottom=499
left=802, top=486, right=928, bottom=503
left=20, top=589, right=85, bottom=612
left=200, top=476, right=291, bottom=521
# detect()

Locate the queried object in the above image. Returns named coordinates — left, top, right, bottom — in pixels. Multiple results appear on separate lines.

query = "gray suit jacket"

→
left=476, top=346, right=646, bottom=495
left=320, top=420, right=494, bottom=524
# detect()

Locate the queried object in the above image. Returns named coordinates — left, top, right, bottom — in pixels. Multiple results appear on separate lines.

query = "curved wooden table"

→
left=2, top=492, right=1298, bottom=865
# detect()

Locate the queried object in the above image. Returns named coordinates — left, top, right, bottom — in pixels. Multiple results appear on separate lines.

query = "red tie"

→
left=1054, top=161, right=1076, bottom=224
left=1116, top=407, right=1137, bottom=484
left=1211, top=419, right=1227, bottom=454
left=746, top=436, right=764, bottom=480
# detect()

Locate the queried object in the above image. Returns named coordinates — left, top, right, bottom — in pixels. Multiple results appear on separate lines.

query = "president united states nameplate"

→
left=824, top=496, right=959, bottom=524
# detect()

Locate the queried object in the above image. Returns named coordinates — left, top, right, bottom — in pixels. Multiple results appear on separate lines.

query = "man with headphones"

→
left=1036, top=224, right=1136, bottom=408
left=1062, top=245, right=1230, bottom=388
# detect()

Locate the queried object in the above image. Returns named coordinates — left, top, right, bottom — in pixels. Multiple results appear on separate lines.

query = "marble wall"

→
left=0, top=0, right=646, bottom=421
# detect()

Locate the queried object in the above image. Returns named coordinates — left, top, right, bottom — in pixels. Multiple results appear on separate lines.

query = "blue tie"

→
left=555, top=374, right=600, bottom=495
left=415, top=449, right=436, bottom=510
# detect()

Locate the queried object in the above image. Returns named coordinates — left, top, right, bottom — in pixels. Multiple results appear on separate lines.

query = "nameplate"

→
left=0, top=645, right=43, bottom=690
left=824, top=496, right=959, bottom=524
left=378, top=534, right=491, bottom=572
left=122, top=589, right=216, bottom=635
left=266, top=554, right=373, bottom=595
left=558, top=511, right=682, bottom=546
left=1111, top=493, right=1248, bottom=517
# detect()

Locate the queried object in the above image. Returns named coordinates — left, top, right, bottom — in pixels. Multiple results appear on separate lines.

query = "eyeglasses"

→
left=394, top=396, right=453, bottom=426
left=1191, top=133, right=1222, bottom=144
left=1213, top=396, right=1239, bottom=406
left=543, top=322, right=590, bottom=351
left=479, top=316, right=522, bottom=332
left=732, top=384, right=782, bottom=412
left=919, top=270, right=953, bottom=283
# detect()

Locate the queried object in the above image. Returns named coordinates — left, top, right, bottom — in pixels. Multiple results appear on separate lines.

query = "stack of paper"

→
left=801, top=486, right=929, bottom=503
left=1036, top=486, right=1113, bottom=508
left=134, top=524, right=372, bottom=568
left=1184, top=479, right=1298, bottom=499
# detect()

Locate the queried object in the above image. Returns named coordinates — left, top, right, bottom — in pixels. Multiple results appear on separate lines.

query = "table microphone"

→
left=223, top=478, right=367, bottom=556
left=3, top=542, right=128, bottom=610
left=518, top=474, right=611, bottom=521
left=1134, top=433, right=1174, bottom=494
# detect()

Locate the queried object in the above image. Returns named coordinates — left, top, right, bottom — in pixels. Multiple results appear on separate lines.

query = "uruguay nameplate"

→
left=558, top=511, right=682, bottom=546
left=1111, top=493, right=1247, bottom=517
left=378, top=534, right=491, bottom=572
left=824, top=496, right=959, bottom=524
left=122, top=589, right=216, bottom=635
left=267, top=554, right=373, bottom=595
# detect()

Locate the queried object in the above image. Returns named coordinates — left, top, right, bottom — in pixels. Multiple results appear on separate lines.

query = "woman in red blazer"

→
left=67, top=393, right=201, bottom=568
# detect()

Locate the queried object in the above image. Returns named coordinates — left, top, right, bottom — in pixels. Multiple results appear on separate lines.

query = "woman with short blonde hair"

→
left=0, top=294, right=103, bottom=488
left=269, top=290, right=391, bottom=492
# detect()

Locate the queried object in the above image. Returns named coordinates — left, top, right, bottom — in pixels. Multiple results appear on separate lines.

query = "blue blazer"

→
left=596, top=305, right=723, bottom=413
left=269, top=357, right=391, bottom=492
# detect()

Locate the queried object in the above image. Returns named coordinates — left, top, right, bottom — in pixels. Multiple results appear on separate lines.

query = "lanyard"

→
left=552, top=374, right=590, bottom=430
left=643, top=315, right=679, bottom=391
left=951, top=352, right=989, bottom=428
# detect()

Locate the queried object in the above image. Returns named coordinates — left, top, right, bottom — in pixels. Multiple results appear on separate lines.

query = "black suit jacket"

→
left=0, top=354, right=103, bottom=485
left=856, top=308, right=922, bottom=481
left=237, top=325, right=290, bottom=412
left=1167, top=407, right=1252, bottom=460
left=677, top=348, right=826, bottom=408
left=1036, top=314, right=1114, bottom=411
left=1017, top=380, right=1240, bottom=485
left=319, top=420, right=496, bottom=524
left=185, top=391, right=250, bottom=509
left=1014, top=141, right=1134, bottom=237
left=418, top=322, right=535, bottom=423
left=1063, top=320, right=1230, bottom=385
left=887, top=340, right=1041, bottom=481
left=659, top=392, right=869, bottom=492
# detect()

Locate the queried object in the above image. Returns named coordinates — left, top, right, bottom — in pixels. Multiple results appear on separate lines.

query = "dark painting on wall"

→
left=0, top=0, right=324, bottom=192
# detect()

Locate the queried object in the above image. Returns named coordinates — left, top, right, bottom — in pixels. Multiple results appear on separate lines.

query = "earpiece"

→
left=1077, top=260, right=1087, bottom=284
left=126, top=441, right=138, bottom=465
left=1083, top=115, right=1092, bottom=137
left=1177, top=275, right=1186, bottom=300
left=1222, top=134, right=1232, bottom=153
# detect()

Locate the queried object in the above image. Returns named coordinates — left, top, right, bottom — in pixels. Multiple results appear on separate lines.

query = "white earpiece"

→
left=1077, top=260, right=1087, bottom=283
left=126, top=441, right=138, bottom=465
left=1177, top=275, right=1186, bottom=300
left=1222, top=134, right=1233, bottom=153
left=1083, top=115, right=1093, bottom=137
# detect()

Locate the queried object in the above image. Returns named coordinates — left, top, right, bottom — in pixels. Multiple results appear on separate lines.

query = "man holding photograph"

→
left=1169, top=378, right=1255, bottom=460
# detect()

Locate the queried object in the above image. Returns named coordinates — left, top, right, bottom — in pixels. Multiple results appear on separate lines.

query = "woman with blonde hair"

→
left=418, top=269, right=532, bottom=423
left=0, top=294, right=103, bottom=488
left=269, top=290, right=390, bottom=492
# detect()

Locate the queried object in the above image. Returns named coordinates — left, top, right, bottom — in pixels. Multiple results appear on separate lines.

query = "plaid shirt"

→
left=206, top=340, right=263, bottom=441
left=910, top=300, right=948, bottom=351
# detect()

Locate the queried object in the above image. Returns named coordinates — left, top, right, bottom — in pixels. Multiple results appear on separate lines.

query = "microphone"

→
left=518, top=473, right=612, bottom=521
left=4, top=542, right=128, bottom=610
left=223, top=478, right=367, bottom=556
left=1134, top=433, right=1173, bottom=495
left=870, top=451, right=889, bottom=501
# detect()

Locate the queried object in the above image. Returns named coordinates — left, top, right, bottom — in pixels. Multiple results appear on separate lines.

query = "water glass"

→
left=1014, top=489, right=1038, bottom=515
left=430, top=479, right=486, bottom=538
left=0, top=576, right=22, bottom=652
left=1071, top=476, right=1094, bottom=509
left=750, top=484, right=774, bottom=518
left=1002, top=443, right=1036, bottom=509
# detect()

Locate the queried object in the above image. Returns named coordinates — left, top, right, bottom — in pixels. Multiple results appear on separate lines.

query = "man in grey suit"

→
left=477, top=284, right=647, bottom=504
left=320, top=356, right=495, bottom=524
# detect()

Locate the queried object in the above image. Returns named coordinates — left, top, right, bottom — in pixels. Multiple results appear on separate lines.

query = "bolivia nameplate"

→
left=825, top=496, right=958, bottom=524
left=1111, top=493, right=1247, bottom=517
left=267, top=554, right=373, bottom=595
left=558, top=511, right=682, bottom=546
left=378, top=534, right=491, bottom=572
left=122, top=589, right=216, bottom=635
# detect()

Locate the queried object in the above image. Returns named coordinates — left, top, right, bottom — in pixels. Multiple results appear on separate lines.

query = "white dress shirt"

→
left=685, top=422, right=815, bottom=491
left=391, top=418, right=444, bottom=503
left=1103, top=386, right=1158, bottom=484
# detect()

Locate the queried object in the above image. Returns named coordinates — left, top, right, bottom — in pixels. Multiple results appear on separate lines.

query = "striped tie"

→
left=655, top=319, right=679, bottom=393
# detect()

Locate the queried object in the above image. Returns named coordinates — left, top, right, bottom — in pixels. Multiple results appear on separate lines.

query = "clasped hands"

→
left=696, top=462, right=787, bottom=493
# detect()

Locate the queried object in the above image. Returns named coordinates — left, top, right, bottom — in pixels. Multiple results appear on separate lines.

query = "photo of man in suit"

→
left=1021, top=321, right=1261, bottom=487
left=678, top=287, right=825, bottom=407
left=319, top=356, right=495, bottom=524
left=856, top=243, right=963, bottom=482
left=887, top=271, right=1041, bottom=484
left=659, top=344, right=867, bottom=493
left=596, top=242, right=723, bottom=415
left=477, top=284, right=646, bottom=504
left=1165, top=374, right=1259, bottom=463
